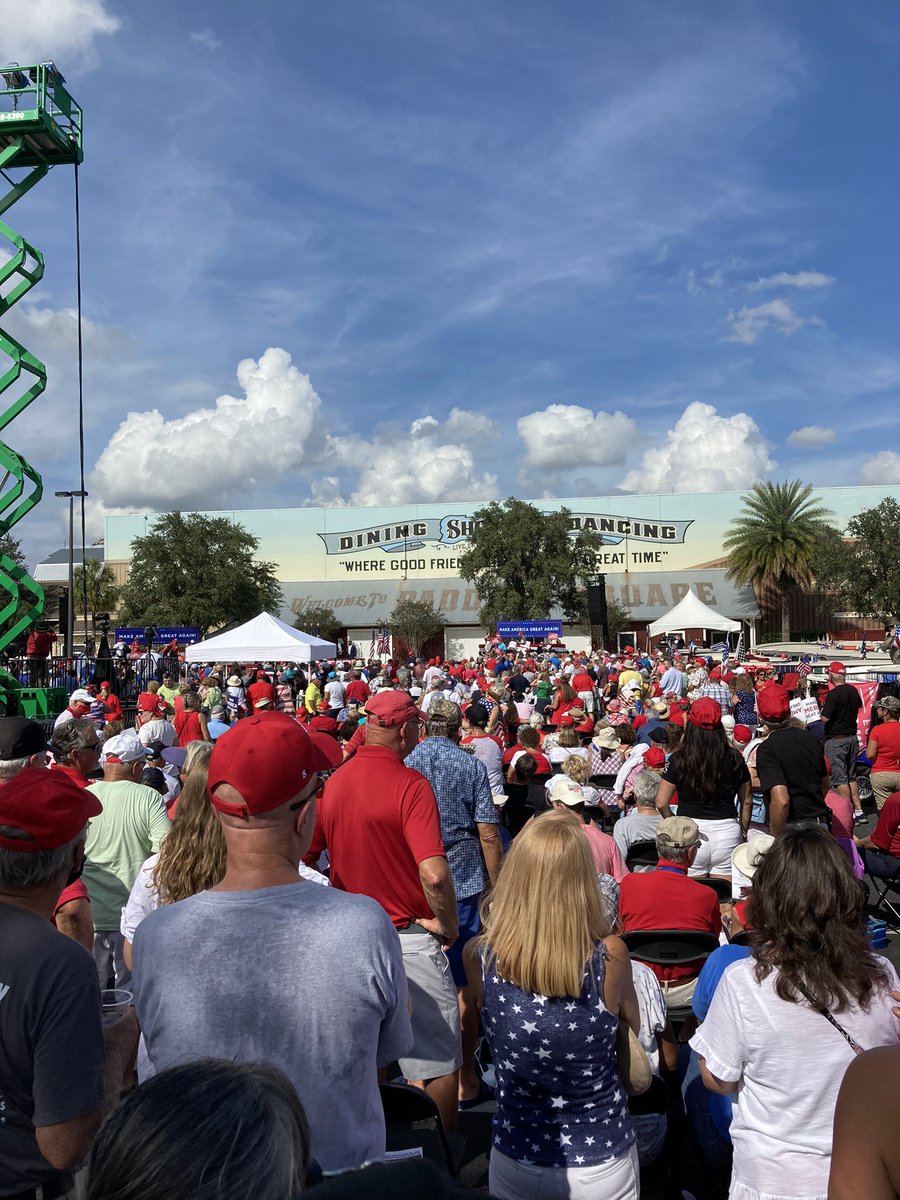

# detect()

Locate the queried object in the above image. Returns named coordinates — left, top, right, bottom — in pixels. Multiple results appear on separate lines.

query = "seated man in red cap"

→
left=0, top=769, right=137, bottom=1197
left=619, top=815, right=721, bottom=1008
left=316, top=689, right=462, bottom=1133
left=756, top=684, right=830, bottom=834
left=132, top=713, right=412, bottom=1176
left=98, top=680, right=122, bottom=724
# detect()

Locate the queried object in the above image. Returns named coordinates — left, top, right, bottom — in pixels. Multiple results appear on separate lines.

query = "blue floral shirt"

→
left=405, top=737, right=497, bottom=899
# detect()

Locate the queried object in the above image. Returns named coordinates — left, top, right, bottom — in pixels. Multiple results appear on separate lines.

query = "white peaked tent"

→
left=648, top=589, right=742, bottom=638
left=184, top=612, right=337, bottom=664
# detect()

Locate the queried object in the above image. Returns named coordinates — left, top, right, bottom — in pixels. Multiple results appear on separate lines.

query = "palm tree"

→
left=723, top=481, right=834, bottom=642
left=72, top=559, right=122, bottom=626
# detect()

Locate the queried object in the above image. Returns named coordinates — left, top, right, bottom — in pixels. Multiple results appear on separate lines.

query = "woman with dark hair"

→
left=84, top=1059, right=311, bottom=1200
left=655, top=697, right=751, bottom=877
left=691, top=827, right=899, bottom=1200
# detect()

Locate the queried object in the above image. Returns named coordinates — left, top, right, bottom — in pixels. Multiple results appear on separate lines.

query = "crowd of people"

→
left=2, top=638, right=900, bottom=1200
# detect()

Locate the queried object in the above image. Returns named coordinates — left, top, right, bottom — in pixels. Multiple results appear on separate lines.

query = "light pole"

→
left=55, top=489, right=88, bottom=659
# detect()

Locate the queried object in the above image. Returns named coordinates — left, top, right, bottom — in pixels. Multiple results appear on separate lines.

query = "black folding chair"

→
left=379, top=1082, right=465, bottom=1178
left=625, top=839, right=660, bottom=872
left=694, top=876, right=733, bottom=902
left=621, top=929, right=721, bottom=1021
left=866, top=856, right=900, bottom=930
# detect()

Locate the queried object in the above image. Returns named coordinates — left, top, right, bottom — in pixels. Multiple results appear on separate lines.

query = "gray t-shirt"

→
left=613, top=809, right=662, bottom=869
left=132, top=882, right=412, bottom=1174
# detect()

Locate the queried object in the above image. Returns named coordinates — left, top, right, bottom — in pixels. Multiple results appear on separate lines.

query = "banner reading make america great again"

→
left=317, top=511, right=694, bottom=555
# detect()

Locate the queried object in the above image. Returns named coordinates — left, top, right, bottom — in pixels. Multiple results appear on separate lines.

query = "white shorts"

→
left=490, top=1144, right=639, bottom=1200
left=688, top=818, right=742, bottom=878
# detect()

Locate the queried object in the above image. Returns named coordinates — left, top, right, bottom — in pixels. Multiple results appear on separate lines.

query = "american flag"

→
left=369, top=627, right=390, bottom=658
left=736, top=632, right=747, bottom=662
left=722, top=644, right=730, bottom=667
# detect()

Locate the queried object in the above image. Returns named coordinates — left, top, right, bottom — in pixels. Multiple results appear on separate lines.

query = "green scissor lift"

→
left=0, top=63, right=83, bottom=717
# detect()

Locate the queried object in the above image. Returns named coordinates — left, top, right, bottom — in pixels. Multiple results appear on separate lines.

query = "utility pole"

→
left=55, top=489, right=88, bottom=657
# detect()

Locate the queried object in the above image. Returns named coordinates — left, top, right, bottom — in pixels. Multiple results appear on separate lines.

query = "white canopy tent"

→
left=184, top=612, right=337, bottom=664
left=647, top=589, right=742, bottom=638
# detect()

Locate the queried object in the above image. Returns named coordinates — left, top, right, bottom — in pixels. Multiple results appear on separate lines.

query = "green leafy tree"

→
left=835, top=498, right=900, bottom=625
left=73, top=559, right=122, bottom=624
left=458, top=498, right=603, bottom=632
left=294, top=603, right=343, bottom=644
left=723, top=481, right=834, bottom=641
left=120, top=512, right=284, bottom=638
left=389, top=597, right=447, bottom=658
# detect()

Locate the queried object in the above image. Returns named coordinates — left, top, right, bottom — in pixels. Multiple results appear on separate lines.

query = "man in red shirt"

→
left=246, top=670, right=277, bottom=714
left=50, top=719, right=102, bottom=788
left=98, top=681, right=122, bottom=724
left=619, top=815, right=721, bottom=1008
left=317, top=689, right=461, bottom=1131
left=344, top=670, right=369, bottom=706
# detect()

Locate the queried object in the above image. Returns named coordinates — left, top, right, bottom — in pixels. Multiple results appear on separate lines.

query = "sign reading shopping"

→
left=496, top=620, right=563, bottom=640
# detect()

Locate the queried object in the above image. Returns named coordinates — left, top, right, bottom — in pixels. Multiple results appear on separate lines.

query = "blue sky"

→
left=5, top=0, right=900, bottom=565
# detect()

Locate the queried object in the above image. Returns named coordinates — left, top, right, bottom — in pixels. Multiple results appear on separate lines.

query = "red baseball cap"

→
left=365, top=691, right=423, bottom=728
left=782, top=672, right=800, bottom=692
left=208, top=713, right=342, bottom=817
left=709, top=667, right=722, bottom=680
left=828, top=662, right=845, bottom=674
left=733, top=724, right=753, bottom=745
left=0, top=767, right=102, bottom=852
left=643, top=746, right=666, bottom=769
left=100, top=680, right=112, bottom=689
left=688, top=698, right=722, bottom=729
left=558, top=714, right=575, bottom=728
left=757, top=684, right=791, bottom=722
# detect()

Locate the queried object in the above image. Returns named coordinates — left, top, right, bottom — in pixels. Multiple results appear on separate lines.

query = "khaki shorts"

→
left=398, top=928, right=462, bottom=1080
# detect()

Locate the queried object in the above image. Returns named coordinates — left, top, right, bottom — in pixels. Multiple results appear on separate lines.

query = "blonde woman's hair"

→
left=184, top=740, right=213, bottom=776
left=476, top=810, right=609, bottom=998
left=562, top=755, right=589, bottom=784
left=556, top=726, right=579, bottom=748
left=152, top=756, right=225, bottom=904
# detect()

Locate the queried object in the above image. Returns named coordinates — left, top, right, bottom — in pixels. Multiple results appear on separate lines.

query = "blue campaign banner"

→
left=496, top=620, right=563, bottom=640
left=115, top=626, right=200, bottom=645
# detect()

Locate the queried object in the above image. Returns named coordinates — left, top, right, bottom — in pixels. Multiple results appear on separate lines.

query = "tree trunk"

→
left=780, top=586, right=791, bottom=643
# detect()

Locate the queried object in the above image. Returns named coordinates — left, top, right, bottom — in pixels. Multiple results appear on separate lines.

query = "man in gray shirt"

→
left=132, top=714, right=412, bottom=1175
left=613, top=768, right=663, bottom=870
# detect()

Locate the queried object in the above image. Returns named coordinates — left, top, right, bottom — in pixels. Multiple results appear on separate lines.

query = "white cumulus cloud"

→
left=860, top=451, right=900, bottom=485
left=189, top=29, right=221, bottom=51
left=787, top=425, right=837, bottom=449
left=724, top=298, right=816, bottom=345
left=90, top=347, right=326, bottom=512
left=517, top=404, right=636, bottom=469
left=340, top=416, right=499, bottom=507
left=620, top=401, right=774, bottom=493
left=750, top=270, right=835, bottom=290
left=3, top=0, right=120, bottom=65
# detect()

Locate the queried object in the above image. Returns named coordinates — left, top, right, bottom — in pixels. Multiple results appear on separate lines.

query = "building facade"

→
left=101, top=484, right=899, bottom=657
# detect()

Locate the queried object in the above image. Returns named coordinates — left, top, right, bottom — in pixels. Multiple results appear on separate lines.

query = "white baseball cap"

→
left=549, top=778, right=584, bottom=807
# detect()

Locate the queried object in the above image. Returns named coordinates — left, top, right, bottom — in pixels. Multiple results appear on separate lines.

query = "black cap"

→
left=465, top=702, right=489, bottom=726
left=0, top=717, right=49, bottom=761
left=145, top=740, right=166, bottom=759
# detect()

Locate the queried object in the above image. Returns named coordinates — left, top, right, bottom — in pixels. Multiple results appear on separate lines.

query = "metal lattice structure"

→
left=0, top=63, right=83, bottom=710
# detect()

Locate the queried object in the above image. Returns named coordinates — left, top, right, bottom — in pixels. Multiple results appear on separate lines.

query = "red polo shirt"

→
left=316, top=744, right=446, bottom=928
left=345, top=679, right=369, bottom=705
left=247, top=680, right=277, bottom=712
left=50, top=763, right=90, bottom=788
left=618, top=860, right=721, bottom=982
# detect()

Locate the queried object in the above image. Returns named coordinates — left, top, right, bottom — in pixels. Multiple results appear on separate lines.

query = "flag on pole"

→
left=722, top=644, right=730, bottom=667
left=368, top=627, right=378, bottom=659
left=377, top=627, right=391, bottom=657
left=736, top=632, right=746, bottom=662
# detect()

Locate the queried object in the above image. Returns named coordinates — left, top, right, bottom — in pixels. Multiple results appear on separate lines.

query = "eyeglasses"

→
left=289, top=771, right=330, bottom=810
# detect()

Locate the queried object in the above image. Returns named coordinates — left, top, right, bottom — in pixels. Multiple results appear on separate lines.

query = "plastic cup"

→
left=100, top=988, right=132, bottom=1025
